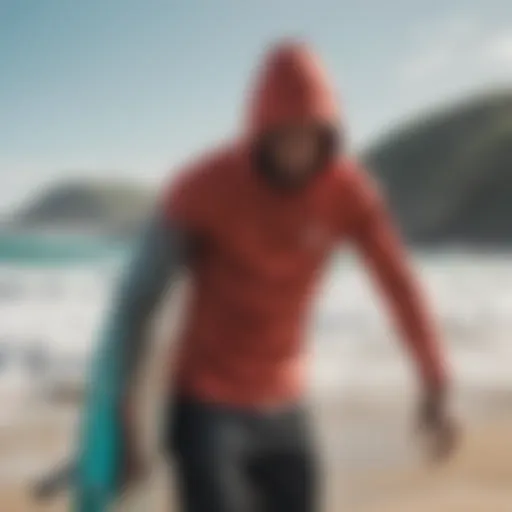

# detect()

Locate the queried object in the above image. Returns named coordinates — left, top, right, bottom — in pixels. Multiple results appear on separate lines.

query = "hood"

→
left=246, top=40, right=340, bottom=140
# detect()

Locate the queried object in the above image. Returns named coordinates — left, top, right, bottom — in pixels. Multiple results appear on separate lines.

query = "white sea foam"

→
left=0, top=253, right=511, bottom=410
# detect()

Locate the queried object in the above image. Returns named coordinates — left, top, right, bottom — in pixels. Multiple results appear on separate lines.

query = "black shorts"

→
left=164, top=397, right=319, bottom=512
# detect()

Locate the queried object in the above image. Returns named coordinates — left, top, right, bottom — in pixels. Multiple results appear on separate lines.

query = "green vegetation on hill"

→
left=364, top=89, right=512, bottom=246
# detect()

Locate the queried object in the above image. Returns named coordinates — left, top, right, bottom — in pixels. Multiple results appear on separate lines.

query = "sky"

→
left=1, top=0, right=512, bottom=211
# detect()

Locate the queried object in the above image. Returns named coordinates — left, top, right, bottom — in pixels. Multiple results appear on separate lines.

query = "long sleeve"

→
left=106, top=211, right=188, bottom=396
left=111, top=155, right=214, bottom=394
left=347, top=168, right=447, bottom=390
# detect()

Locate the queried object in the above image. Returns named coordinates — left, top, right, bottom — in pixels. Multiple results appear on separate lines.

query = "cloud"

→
left=399, top=16, right=481, bottom=84
left=482, top=32, right=512, bottom=64
left=399, top=15, right=512, bottom=86
left=400, top=49, right=451, bottom=83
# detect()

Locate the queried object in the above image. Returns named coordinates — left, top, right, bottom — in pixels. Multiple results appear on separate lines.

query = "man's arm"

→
left=112, top=213, right=188, bottom=396
left=347, top=167, right=459, bottom=461
left=103, top=211, right=188, bottom=484
left=348, top=171, right=447, bottom=392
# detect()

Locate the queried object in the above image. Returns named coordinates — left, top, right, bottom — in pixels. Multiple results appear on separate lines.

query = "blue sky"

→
left=1, top=0, right=511, bottom=211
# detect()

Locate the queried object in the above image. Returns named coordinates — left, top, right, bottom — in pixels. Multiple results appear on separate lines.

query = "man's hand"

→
left=417, top=387, right=460, bottom=463
left=118, top=398, right=150, bottom=491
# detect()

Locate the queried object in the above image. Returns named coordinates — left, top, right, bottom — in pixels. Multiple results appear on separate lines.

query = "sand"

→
left=3, top=312, right=511, bottom=511
left=338, top=417, right=512, bottom=511
left=1, top=401, right=511, bottom=512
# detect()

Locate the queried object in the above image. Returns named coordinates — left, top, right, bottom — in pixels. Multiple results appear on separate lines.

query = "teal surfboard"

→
left=73, top=314, right=127, bottom=511
left=70, top=216, right=178, bottom=511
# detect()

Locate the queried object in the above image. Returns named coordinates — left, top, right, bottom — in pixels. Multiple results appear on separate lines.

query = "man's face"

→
left=270, top=123, right=326, bottom=183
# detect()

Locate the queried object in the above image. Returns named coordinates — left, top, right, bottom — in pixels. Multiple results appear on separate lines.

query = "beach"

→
left=0, top=393, right=511, bottom=511
left=0, top=254, right=512, bottom=510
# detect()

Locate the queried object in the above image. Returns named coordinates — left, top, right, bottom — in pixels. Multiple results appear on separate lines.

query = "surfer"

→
left=114, top=40, right=459, bottom=511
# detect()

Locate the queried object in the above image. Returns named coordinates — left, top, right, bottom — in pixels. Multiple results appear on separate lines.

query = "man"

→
left=115, top=40, right=458, bottom=511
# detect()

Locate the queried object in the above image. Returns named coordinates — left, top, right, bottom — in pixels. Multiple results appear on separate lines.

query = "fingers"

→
left=424, top=417, right=461, bottom=464
left=415, top=390, right=461, bottom=464
left=435, top=418, right=460, bottom=460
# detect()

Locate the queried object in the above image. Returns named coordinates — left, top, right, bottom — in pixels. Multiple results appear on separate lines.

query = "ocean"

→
left=0, top=234, right=511, bottom=484
left=0, top=236, right=510, bottom=406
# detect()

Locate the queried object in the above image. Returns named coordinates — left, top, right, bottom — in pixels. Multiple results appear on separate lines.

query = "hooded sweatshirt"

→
left=162, top=42, right=447, bottom=407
